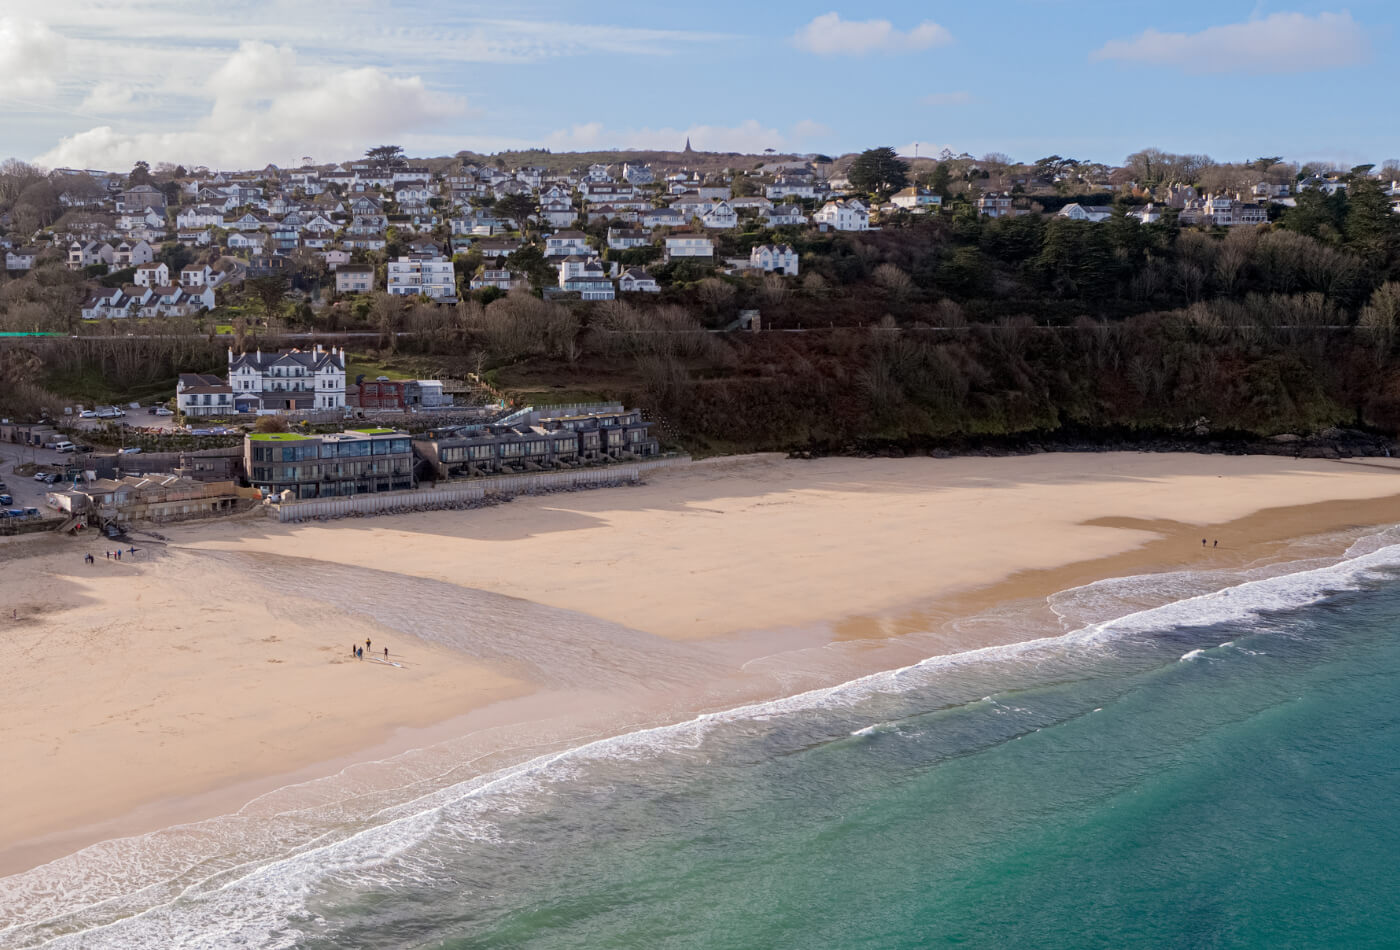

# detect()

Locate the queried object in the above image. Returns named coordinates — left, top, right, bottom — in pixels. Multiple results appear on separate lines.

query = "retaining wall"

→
left=271, top=456, right=690, bottom=522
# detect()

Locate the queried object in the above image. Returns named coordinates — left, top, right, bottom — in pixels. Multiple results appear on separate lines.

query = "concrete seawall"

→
left=270, top=456, right=690, bottom=522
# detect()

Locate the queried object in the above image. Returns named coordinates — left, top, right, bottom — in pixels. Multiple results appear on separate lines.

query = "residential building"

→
left=544, top=230, right=590, bottom=257
left=413, top=406, right=658, bottom=479
left=890, top=187, right=943, bottom=212
left=1057, top=203, right=1113, bottom=223
left=68, top=241, right=114, bottom=270
left=700, top=200, right=739, bottom=229
left=5, top=247, right=43, bottom=271
left=813, top=199, right=869, bottom=231
left=976, top=193, right=1014, bottom=218
left=386, top=253, right=456, bottom=300
left=664, top=233, right=715, bottom=259
left=750, top=243, right=799, bottom=275
left=227, top=344, right=347, bottom=413
left=607, top=227, right=651, bottom=250
left=113, top=240, right=154, bottom=268
left=117, top=184, right=166, bottom=213
left=764, top=205, right=807, bottom=228
left=618, top=267, right=660, bottom=293
left=134, top=262, right=171, bottom=287
left=335, top=264, right=375, bottom=294
left=351, top=378, right=406, bottom=410
left=180, top=264, right=215, bottom=287
left=244, top=429, right=415, bottom=499
left=176, top=373, right=235, bottom=417
left=622, top=163, right=655, bottom=185
left=471, top=266, right=526, bottom=292
left=767, top=177, right=819, bottom=200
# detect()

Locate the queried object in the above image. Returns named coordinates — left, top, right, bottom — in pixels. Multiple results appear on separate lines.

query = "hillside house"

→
left=813, top=199, right=869, bottom=231
left=544, top=230, right=590, bottom=257
left=335, top=265, right=375, bottom=294
left=387, top=253, right=456, bottom=300
left=664, top=233, right=715, bottom=259
left=618, top=267, right=660, bottom=293
left=750, top=243, right=799, bottom=275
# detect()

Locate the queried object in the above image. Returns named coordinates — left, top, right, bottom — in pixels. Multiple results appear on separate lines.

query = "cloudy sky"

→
left=0, top=1, right=1393, bottom=171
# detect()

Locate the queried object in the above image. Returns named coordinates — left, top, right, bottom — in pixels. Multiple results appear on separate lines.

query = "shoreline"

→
left=5, top=453, right=1400, bottom=879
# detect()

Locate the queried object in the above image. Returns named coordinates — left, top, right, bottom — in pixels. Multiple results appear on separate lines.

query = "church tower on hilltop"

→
left=684, top=137, right=693, bottom=154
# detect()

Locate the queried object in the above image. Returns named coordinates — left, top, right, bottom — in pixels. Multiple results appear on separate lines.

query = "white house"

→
left=113, top=240, right=154, bottom=268
left=618, top=267, right=660, bottom=293
left=180, top=264, right=215, bottom=287
left=607, top=227, right=651, bottom=250
left=227, top=344, right=347, bottom=412
left=767, top=177, right=818, bottom=200
left=176, top=206, right=224, bottom=229
left=664, top=233, right=715, bottom=259
left=386, top=253, right=456, bottom=300
left=622, top=163, right=654, bottom=185
left=176, top=373, right=234, bottom=417
left=750, top=244, right=799, bottom=275
left=1128, top=203, right=1165, bottom=224
left=539, top=199, right=578, bottom=228
left=641, top=207, right=687, bottom=229
left=700, top=200, right=739, bottom=229
left=134, top=262, right=170, bottom=288
left=813, top=199, right=869, bottom=231
left=544, top=230, right=590, bottom=257
left=4, top=247, right=41, bottom=271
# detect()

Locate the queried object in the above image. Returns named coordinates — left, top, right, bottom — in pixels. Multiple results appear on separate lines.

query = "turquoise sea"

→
left=5, top=531, right=1400, bottom=949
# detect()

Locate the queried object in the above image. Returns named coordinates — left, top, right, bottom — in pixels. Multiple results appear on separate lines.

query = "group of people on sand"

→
left=352, top=637, right=390, bottom=662
left=84, top=547, right=137, bottom=564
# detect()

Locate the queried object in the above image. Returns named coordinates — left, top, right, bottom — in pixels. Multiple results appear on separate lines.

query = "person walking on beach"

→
left=1213, top=539, right=1218, bottom=548
left=366, top=638, right=372, bottom=654
left=1202, top=538, right=1207, bottom=548
left=384, top=647, right=389, bottom=659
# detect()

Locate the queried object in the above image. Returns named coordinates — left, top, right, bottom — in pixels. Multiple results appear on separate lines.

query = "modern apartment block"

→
left=386, top=252, right=456, bottom=300
left=413, top=406, right=660, bottom=480
left=244, top=428, right=414, bottom=499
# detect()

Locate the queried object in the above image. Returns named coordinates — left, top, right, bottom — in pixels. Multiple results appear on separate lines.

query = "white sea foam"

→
left=11, top=527, right=1400, bottom=949
left=1180, top=649, right=1206, bottom=662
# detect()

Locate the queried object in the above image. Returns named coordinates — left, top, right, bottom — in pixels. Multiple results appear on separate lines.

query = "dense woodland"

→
left=4, top=154, right=1400, bottom=453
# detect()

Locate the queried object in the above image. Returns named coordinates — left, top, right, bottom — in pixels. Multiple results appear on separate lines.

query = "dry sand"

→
left=5, top=451, right=1400, bottom=874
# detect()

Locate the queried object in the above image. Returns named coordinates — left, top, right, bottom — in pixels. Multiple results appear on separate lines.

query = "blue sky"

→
left=0, top=1, right=1393, bottom=171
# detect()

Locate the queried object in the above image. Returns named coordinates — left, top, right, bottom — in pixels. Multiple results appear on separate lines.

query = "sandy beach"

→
left=5, top=451, right=1400, bottom=876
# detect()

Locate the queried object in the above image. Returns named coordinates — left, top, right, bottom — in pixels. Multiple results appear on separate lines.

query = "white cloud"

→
left=80, top=81, right=142, bottom=113
left=0, top=17, right=67, bottom=96
left=37, top=42, right=465, bottom=169
left=792, top=12, right=952, bottom=55
left=547, top=119, right=786, bottom=153
left=1092, top=11, right=1368, bottom=74
left=922, top=91, right=973, bottom=106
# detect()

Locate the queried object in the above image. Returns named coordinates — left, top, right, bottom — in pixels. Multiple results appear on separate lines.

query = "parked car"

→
left=153, top=407, right=174, bottom=416
left=118, top=447, right=142, bottom=455
left=79, top=410, right=98, bottom=419
left=33, top=472, right=57, bottom=483
left=53, top=441, right=76, bottom=453
left=0, top=494, right=12, bottom=506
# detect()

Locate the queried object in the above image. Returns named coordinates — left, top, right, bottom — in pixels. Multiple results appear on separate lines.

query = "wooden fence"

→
left=270, top=455, right=690, bottom=522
